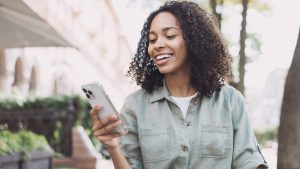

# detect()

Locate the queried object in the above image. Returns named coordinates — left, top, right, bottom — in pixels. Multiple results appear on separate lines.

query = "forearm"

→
left=108, top=146, right=132, bottom=169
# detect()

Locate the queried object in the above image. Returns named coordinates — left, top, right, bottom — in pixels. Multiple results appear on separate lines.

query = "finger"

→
left=96, top=114, right=118, bottom=130
left=97, top=135, right=116, bottom=142
left=118, top=130, right=128, bottom=136
left=94, top=120, right=122, bottom=136
left=92, top=121, right=103, bottom=133
left=92, top=115, right=119, bottom=133
left=97, top=132, right=125, bottom=142
left=110, top=130, right=128, bottom=138
left=90, top=105, right=102, bottom=123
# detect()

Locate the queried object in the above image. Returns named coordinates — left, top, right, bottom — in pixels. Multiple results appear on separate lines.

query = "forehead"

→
left=150, top=12, right=181, bottom=31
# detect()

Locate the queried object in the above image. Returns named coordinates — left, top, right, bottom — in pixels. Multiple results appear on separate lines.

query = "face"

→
left=148, top=12, right=189, bottom=75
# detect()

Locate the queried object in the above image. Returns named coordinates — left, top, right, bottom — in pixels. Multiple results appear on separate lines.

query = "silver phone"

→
left=81, top=82, right=127, bottom=134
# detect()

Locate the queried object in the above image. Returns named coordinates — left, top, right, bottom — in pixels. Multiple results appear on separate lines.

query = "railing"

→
left=0, top=108, right=74, bottom=157
left=0, top=95, right=92, bottom=157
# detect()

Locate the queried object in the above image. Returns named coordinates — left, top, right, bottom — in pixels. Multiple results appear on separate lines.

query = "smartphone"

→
left=81, top=82, right=127, bottom=134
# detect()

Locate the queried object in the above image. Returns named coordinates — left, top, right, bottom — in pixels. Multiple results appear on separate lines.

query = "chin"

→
left=157, top=67, right=173, bottom=74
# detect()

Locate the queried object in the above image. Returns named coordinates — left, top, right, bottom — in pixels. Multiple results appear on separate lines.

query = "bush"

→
left=255, top=127, right=278, bottom=145
left=0, top=130, right=53, bottom=156
left=0, top=95, right=94, bottom=157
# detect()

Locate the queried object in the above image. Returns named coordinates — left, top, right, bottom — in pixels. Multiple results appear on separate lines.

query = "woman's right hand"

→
left=90, top=105, right=127, bottom=150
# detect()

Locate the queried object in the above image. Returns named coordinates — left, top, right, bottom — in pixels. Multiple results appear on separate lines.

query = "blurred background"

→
left=0, top=0, right=299, bottom=168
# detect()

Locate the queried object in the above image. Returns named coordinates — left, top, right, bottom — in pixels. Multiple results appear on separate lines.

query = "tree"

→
left=209, top=0, right=223, bottom=28
left=211, top=0, right=270, bottom=95
left=209, top=0, right=270, bottom=95
left=277, top=27, right=300, bottom=169
left=236, top=0, right=249, bottom=95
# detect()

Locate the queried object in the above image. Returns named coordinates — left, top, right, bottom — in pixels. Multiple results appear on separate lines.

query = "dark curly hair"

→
left=127, top=1, right=232, bottom=97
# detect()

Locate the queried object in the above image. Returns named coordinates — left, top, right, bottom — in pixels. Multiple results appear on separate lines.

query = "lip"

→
left=153, top=53, right=173, bottom=66
left=154, top=53, right=173, bottom=61
left=154, top=53, right=173, bottom=58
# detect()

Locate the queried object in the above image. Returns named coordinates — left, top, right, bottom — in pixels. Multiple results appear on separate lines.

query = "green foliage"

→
left=0, top=95, right=73, bottom=111
left=0, top=130, right=52, bottom=156
left=0, top=95, right=91, bottom=125
left=72, top=95, right=92, bottom=126
left=0, top=95, right=96, bottom=156
left=0, top=98, right=24, bottom=110
left=255, top=127, right=278, bottom=145
left=0, top=130, right=22, bottom=155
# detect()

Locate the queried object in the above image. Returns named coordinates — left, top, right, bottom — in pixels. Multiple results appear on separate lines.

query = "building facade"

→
left=0, top=0, right=136, bottom=110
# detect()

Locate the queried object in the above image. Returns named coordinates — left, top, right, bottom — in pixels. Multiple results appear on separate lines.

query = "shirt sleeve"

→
left=119, top=96, right=144, bottom=169
left=230, top=89, right=269, bottom=169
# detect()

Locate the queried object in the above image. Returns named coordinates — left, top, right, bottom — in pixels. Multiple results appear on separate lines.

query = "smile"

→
left=155, top=54, right=172, bottom=61
left=154, top=54, right=173, bottom=66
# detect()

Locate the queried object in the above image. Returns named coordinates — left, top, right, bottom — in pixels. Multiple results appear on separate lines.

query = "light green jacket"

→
left=120, top=83, right=268, bottom=169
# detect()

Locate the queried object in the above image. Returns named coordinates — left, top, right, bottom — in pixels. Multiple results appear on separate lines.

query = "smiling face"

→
left=148, top=12, right=189, bottom=75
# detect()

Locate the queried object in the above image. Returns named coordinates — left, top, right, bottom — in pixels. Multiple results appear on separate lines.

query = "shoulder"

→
left=218, top=84, right=245, bottom=103
left=122, top=88, right=151, bottom=111
left=209, top=85, right=245, bottom=110
left=124, top=89, right=148, bottom=104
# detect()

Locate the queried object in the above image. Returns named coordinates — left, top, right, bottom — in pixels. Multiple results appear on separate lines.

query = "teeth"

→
left=156, top=54, right=171, bottom=60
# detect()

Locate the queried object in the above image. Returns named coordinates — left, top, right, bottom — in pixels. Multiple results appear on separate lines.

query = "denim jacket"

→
left=120, top=83, right=268, bottom=169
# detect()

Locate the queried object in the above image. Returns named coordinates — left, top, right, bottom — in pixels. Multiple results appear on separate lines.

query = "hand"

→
left=90, top=105, right=127, bottom=150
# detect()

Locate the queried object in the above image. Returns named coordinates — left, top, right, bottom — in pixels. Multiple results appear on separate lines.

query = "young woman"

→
left=90, top=1, right=268, bottom=169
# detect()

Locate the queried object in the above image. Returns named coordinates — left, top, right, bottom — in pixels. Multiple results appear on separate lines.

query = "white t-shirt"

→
left=171, top=93, right=198, bottom=119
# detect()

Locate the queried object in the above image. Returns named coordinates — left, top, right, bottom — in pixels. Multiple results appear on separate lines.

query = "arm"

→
left=230, top=90, right=269, bottom=169
left=119, top=98, right=145, bottom=169
left=108, top=146, right=132, bottom=169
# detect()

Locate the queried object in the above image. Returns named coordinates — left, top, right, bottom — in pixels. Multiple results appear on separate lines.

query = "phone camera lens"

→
left=88, top=90, right=93, bottom=95
left=82, top=88, right=87, bottom=93
left=86, top=94, right=90, bottom=98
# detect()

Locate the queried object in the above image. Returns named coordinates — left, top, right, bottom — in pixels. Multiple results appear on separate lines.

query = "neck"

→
left=165, top=72, right=196, bottom=97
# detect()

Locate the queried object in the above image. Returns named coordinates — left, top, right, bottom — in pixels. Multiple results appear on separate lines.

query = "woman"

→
left=91, top=1, right=268, bottom=169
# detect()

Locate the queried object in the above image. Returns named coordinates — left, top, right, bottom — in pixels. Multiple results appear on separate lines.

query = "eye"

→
left=166, top=35, right=176, bottom=39
left=149, top=39, right=157, bottom=44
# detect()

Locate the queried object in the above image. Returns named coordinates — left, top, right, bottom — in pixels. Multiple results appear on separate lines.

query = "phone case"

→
left=81, top=82, right=127, bottom=133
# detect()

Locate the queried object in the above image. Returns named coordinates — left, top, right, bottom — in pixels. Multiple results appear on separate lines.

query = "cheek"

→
left=174, top=43, right=187, bottom=56
left=171, top=38, right=186, bottom=52
left=179, top=43, right=188, bottom=57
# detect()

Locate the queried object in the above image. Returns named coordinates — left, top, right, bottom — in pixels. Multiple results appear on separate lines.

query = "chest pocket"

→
left=138, top=128, right=170, bottom=162
left=199, top=125, right=230, bottom=158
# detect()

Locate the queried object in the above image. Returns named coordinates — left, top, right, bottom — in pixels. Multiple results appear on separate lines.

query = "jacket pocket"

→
left=199, top=125, right=230, bottom=158
left=139, top=128, right=170, bottom=162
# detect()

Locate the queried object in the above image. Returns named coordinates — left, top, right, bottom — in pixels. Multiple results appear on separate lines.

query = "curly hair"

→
left=127, top=1, right=232, bottom=97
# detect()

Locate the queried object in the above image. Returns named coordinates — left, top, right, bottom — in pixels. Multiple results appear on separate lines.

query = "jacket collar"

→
left=149, top=80, right=170, bottom=103
left=149, top=79, right=202, bottom=104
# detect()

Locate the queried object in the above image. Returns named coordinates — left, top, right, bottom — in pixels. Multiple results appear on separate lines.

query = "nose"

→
left=154, top=39, right=166, bottom=49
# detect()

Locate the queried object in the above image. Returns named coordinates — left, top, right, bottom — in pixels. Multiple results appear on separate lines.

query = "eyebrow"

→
left=149, top=27, right=180, bottom=35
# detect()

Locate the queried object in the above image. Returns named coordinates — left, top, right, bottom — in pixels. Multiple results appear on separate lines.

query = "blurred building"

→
left=246, top=68, right=287, bottom=130
left=0, top=0, right=136, bottom=110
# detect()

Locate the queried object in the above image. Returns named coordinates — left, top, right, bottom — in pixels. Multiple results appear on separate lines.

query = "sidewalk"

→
left=262, top=147, right=277, bottom=169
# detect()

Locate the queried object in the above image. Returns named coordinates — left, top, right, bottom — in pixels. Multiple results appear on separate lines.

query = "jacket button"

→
left=181, top=145, right=189, bottom=152
left=186, top=121, right=192, bottom=126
